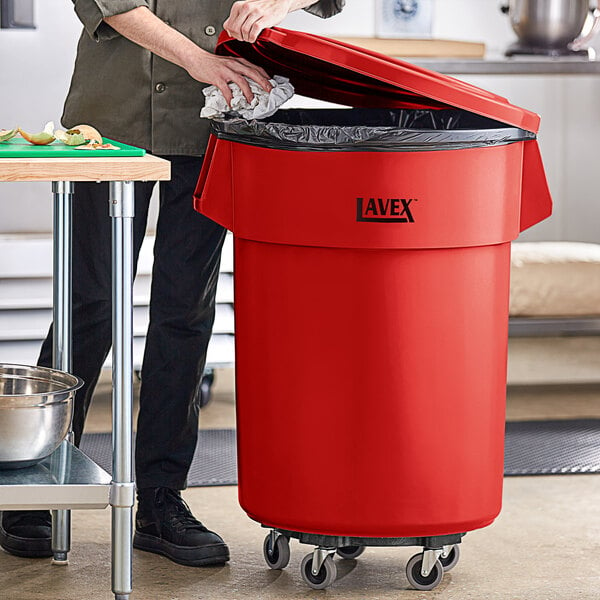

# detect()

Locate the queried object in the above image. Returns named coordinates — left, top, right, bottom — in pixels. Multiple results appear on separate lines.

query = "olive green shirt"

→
left=62, top=0, right=344, bottom=156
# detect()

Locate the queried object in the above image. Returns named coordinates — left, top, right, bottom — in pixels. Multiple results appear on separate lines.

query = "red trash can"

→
left=194, top=28, right=552, bottom=591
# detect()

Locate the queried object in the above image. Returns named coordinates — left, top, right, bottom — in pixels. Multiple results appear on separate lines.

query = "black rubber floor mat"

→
left=80, top=420, right=600, bottom=486
left=504, top=419, right=600, bottom=475
left=80, top=429, right=237, bottom=487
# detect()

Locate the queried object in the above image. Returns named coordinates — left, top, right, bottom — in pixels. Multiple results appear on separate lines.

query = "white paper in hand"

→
left=201, top=75, right=294, bottom=120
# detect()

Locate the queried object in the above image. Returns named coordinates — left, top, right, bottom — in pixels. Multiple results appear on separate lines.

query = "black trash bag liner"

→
left=210, top=108, right=535, bottom=152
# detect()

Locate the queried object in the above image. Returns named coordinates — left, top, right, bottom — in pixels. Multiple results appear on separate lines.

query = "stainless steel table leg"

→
left=109, top=181, right=135, bottom=599
left=51, top=181, right=73, bottom=565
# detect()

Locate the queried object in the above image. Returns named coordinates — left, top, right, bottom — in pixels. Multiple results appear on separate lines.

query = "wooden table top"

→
left=0, top=154, right=171, bottom=182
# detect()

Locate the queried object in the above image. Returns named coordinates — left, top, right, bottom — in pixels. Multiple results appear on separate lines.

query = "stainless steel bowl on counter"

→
left=0, top=364, right=83, bottom=469
left=501, top=0, right=600, bottom=55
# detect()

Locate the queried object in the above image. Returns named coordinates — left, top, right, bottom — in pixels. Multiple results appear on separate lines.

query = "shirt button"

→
left=155, top=83, right=166, bottom=93
left=205, top=25, right=216, bottom=36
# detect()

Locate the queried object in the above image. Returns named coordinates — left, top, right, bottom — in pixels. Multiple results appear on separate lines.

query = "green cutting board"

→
left=0, top=137, right=146, bottom=158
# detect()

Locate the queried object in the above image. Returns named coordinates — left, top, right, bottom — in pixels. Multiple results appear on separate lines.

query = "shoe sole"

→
left=133, top=531, right=230, bottom=566
left=0, top=526, right=52, bottom=558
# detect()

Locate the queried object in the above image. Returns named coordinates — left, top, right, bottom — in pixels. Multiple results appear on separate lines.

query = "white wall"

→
left=284, top=0, right=516, bottom=53
left=0, top=0, right=80, bottom=233
left=0, top=2, right=79, bottom=128
left=1, top=0, right=599, bottom=241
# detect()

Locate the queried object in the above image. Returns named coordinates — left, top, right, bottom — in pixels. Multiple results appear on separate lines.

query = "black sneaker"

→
left=133, top=487, right=229, bottom=567
left=0, top=510, right=52, bottom=558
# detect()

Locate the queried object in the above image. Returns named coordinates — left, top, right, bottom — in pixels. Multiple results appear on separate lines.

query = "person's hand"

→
left=224, top=0, right=293, bottom=43
left=185, top=50, right=272, bottom=104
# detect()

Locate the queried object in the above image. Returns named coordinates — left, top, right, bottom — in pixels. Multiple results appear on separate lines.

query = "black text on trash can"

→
left=356, top=197, right=416, bottom=223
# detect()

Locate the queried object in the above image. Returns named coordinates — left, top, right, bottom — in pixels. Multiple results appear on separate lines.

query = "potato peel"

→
left=0, top=128, right=17, bottom=142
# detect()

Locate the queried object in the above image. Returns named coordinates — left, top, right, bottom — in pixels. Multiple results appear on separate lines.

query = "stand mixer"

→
left=501, top=0, right=600, bottom=57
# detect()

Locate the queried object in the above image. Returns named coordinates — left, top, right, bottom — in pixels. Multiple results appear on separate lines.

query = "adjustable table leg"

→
left=109, top=181, right=135, bottom=600
left=51, top=181, right=73, bottom=565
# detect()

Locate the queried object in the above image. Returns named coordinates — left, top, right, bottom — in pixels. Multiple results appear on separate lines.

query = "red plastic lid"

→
left=216, top=28, right=540, bottom=134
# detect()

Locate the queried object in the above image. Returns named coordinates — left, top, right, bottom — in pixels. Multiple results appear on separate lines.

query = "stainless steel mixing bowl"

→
left=0, top=364, right=83, bottom=469
left=504, top=0, right=593, bottom=49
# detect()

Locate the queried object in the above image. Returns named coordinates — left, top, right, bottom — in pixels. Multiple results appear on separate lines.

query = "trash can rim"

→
left=209, top=118, right=536, bottom=153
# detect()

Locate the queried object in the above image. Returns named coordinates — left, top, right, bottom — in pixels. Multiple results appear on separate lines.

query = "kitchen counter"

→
left=330, top=38, right=600, bottom=76
left=408, top=55, right=600, bottom=75
left=331, top=37, right=600, bottom=76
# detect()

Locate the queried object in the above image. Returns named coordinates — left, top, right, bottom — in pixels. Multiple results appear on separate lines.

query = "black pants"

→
left=38, top=156, right=226, bottom=490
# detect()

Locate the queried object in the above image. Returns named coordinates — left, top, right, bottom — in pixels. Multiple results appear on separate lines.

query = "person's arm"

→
left=71, top=0, right=148, bottom=42
left=103, top=7, right=271, bottom=104
left=224, top=0, right=344, bottom=43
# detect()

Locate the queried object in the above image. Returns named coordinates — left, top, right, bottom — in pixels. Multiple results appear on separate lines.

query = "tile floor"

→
left=1, top=358, right=599, bottom=600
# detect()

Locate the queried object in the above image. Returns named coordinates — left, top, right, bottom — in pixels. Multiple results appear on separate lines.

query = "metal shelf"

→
left=509, top=316, right=600, bottom=337
left=0, top=441, right=111, bottom=511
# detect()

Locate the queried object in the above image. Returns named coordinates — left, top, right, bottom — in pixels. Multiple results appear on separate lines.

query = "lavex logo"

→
left=356, top=197, right=417, bottom=223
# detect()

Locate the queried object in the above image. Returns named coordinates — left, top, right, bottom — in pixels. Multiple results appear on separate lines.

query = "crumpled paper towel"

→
left=201, top=75, right=294, bottom=120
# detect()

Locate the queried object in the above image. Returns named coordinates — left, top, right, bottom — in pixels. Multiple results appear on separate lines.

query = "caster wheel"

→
left=263, top=534, right=290, bottom=570
left=301, top=554, right=337, bottom=590
left=336, top=545, right=365, bottom=560
left=405, top=553, right=444, bottom=591
left=198, top=370, right=215, bottom=409
left=439, top=545, right=460, bottom=572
